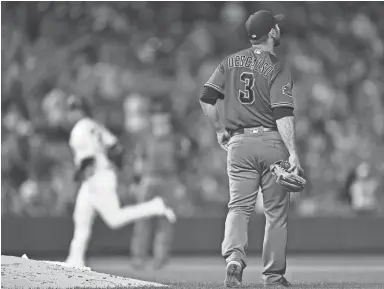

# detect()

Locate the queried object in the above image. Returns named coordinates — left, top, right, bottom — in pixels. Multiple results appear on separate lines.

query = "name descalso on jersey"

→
left=204, top=47, right=295, bottom=130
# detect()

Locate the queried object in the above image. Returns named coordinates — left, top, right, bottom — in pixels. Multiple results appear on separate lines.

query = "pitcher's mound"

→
left=1, top=255, right=166, bottom=288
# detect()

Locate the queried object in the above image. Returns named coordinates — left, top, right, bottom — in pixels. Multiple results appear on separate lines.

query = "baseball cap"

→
left=245, top=10, right=284, bottom=40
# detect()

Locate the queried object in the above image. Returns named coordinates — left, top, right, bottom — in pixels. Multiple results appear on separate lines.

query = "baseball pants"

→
left=221, top=129, right=290, bottom=284
left=130, top=175, right=177, bottom=264
left=66, top=169, right=166, bottom=266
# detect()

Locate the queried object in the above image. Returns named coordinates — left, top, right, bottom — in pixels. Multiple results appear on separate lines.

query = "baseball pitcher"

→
left=199, top=10, right=305, bottom=288
left=64, top=96, right=176, bottom=268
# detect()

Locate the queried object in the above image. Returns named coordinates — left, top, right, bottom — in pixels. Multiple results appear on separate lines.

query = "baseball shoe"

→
left=224, top=261, right=243, bottom=288
left=152, top=197, right=177, bottom=223
left=264, top=277, right=291, bottom=287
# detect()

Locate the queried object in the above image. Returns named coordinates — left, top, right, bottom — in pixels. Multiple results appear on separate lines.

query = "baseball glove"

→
left=270, top=160, right=306, bottom=192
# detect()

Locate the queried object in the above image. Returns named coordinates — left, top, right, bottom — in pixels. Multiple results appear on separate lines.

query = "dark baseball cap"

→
left=245, top=10, right=284, bottom=40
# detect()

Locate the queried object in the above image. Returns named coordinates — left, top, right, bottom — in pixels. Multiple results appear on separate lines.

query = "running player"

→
left=64, top=95, right=176, bottom=268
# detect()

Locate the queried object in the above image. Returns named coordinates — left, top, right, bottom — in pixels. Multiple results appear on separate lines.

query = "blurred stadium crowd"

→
left=2, top=2, right=384, bottom=217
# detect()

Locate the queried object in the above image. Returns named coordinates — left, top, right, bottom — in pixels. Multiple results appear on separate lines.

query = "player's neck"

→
left=251, top=44, right=275, bottom=56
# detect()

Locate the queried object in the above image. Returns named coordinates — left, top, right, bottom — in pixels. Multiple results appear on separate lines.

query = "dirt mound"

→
left=1, top=255, right=166, bottom=288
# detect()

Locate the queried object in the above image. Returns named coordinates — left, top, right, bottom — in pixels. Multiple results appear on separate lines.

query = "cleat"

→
left=224, top=261, right=243, bottom=288
left=264, top=277, right=291, bottom=287
left=152, top=197, right=177, bottom=223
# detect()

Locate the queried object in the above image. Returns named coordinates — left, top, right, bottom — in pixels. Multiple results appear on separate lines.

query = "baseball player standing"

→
left=199, top=10, right=303, bottom=288
left=64, top=96, right=176, bottom=268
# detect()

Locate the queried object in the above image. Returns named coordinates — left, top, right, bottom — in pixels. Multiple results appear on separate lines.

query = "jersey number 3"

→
left=238, top=72, right=255, bottom=104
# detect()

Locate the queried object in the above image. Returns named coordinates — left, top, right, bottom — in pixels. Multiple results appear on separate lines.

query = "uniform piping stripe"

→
left=204, top=82, right=223, bottom=93
left=271, top=103, right=294, bottom=108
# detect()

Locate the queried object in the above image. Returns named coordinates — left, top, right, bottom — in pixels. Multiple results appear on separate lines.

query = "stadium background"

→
left=2, top=2, right=384, bottom=257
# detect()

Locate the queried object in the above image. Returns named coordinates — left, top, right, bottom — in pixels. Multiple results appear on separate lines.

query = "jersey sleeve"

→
left=270, top=64, right=295, bottom=109
left=204, top=60, right=226, bottom=94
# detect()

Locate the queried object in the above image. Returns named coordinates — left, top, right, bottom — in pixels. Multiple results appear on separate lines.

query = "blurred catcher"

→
left=64, top=95, right=176, bottom=268
left=130, top=98, right=185, bottom=270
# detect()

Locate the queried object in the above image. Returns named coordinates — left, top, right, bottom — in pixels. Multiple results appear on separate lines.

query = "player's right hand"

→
left=216, top=129, right=231, bottom=151
left=288, top=154, right=304, bottom=176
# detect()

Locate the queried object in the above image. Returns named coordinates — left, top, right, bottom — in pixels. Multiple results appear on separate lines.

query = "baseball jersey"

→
left=69, top=117, right=117, bottom=170
left=205, top=47, right=294, bottom=131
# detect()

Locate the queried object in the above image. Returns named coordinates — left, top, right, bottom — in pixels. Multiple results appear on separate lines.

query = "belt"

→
left=229, top=126, right=277, bottom=137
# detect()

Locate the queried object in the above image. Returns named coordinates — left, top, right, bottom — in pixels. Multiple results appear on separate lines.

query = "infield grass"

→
left=31, top=282, right=384, bottom=289
left=85, top=255, right=384, bottom=289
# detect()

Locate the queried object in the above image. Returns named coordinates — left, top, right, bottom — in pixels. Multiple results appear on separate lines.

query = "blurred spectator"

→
left=346, top=162, right=381, bottom=215
left=123, top=93, right=149, bottom=134
left=2, top=2, right=384, bottom=217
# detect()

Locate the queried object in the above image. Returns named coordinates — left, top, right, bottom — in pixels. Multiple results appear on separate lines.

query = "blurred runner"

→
left=64, top=95, right=176, bottom=268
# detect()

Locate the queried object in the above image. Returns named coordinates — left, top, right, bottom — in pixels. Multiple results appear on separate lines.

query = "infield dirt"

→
left=1, top=255, right=166, bottom=289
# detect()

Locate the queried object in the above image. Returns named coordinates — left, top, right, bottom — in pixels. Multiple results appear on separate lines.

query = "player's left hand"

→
left=216, top=129, right=231, bottom=151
